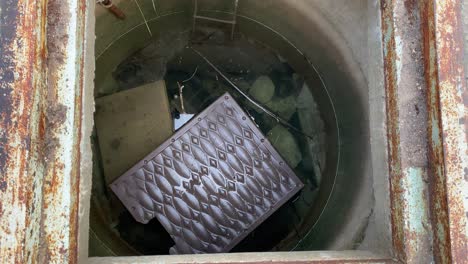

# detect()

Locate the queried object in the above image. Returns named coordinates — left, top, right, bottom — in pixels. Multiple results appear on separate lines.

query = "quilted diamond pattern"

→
left=111, top=93, right=303, bottom=254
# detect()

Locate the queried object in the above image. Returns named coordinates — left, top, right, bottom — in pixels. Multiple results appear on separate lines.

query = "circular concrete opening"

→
left=90, top=1, right=370, bottom=256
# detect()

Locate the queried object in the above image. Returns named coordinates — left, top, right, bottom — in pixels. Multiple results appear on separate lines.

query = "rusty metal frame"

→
left=421, top=0, right=468, bottom=263
left=0, top=0, right=466, bottom=263
left=381, top=0, right=434, bottom=262
left=381, top=0, right=468, bottom=264
left=0, top=0, right=93, bottom=262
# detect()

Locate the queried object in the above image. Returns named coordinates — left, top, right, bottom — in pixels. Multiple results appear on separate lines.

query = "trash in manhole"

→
left=95, top=80, right=173, bottom=183
left=110, top=93, right=304, bottom=254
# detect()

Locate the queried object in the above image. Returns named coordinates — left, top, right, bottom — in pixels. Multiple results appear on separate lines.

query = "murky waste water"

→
left=103, top=29, right=327, bottom=254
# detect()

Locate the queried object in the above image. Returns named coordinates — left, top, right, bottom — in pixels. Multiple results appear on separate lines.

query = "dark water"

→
left=111, top=31, right=326, bottom=254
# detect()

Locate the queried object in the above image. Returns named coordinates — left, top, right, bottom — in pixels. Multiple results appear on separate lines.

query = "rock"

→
left=249, top=75, right=275, bottom=104
left=267, top=125, right=302, bottom=168
left=248, top=95, right=296, bottom=132
left=297, top=84, right=326, bottom=184
left=265, top=95, right=297, bottom=120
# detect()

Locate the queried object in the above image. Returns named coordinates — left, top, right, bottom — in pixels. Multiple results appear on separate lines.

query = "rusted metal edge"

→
left=420, top=1, right=451, bottom=263
left=421, top=0, right=468, bottom=263
left=0, top=0, right=48, bottom=263
left=0, top=0, right=89, bottom=263
left=380, top=0, right=435, bottom=263
left=380, top=1, right=405, bottom=260
left=38, top=0, right=89, bottom=263
left=433, top=1, right=468, bottom=261
left=77, top=0, right=96, bottom=262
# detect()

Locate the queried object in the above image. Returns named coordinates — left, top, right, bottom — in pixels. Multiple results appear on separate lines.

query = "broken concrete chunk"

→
left=265, top=95, right=297, bottom=120
left=249, top=75, right=275, bottom=104
left=95, top=80, right=173, bottom=184
left=292, top=73, right=304, bottom=91
left=267, top=125, right=302, bottom=168
left=297, top=84, right=326, bottom=183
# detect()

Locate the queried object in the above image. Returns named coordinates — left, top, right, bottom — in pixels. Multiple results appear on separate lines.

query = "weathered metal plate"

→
left=110, top=92, right=303, bottom=254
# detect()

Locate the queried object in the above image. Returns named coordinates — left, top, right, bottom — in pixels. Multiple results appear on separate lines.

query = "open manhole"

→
left=90, top=0, right=370, bottom=256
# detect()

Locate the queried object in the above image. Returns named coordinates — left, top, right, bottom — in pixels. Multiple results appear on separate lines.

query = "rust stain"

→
left=68, top=0, right=88, bottom=261
left=1, top=0, right=87, bottom=262
left=436, top=0, right=468, bottom=262
left=403, top=0, right=418, bottom=25
left=38, top=110, right=46, bottom=133
left=0, top=0, right=49, bottom=261
left=420, top=0, right=468, bottom=263
left=41, top=104, right=68, bottom=165
left=37, top=0, right=89, bottom=262
left=380, top=0, right=438, bottom=262
left=419, top=1, right=452, bottom=263
left=380, top=0, right=405, bottom=261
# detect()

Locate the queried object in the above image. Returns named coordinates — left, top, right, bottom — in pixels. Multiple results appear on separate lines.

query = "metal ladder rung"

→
left=194, top=15, right=236, bottom=24
left=192, top=0, right=239, bottom=40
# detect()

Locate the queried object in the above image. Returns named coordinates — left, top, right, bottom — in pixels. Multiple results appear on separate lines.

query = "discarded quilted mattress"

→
left=110, top=92, right=304, bottom=254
